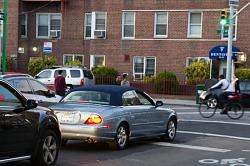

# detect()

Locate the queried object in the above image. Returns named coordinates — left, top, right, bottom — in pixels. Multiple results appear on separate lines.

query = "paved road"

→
left=4, top=105, right=250, bottom=166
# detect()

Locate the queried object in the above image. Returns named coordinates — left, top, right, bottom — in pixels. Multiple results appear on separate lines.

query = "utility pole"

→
left=2, top=0, right=7, bottom=74
left=226, top=4, right=234, bottom=81
left=226, top=0, right=239, bottom=81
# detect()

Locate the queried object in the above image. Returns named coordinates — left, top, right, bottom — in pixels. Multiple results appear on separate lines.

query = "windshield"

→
left=62, top=91, right=111, bottom=105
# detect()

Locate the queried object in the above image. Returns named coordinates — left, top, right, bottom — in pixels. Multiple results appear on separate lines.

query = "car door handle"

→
left=48, top=80, right=51, bottom=82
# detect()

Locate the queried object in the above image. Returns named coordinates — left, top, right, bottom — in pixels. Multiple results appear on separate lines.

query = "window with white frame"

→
left=122, top=12, right=135, bottom=39
left=84, top=13, right=92, bottom=38
left=133, top=57, right=156, bottom=80
left=154, top=12, right=168, bottom=37
left=63, top=54, right=84, bottom=65
left=186, top=57, right=209, bottom=67
left=84, top=12, right=106, bottom=39
left=188, top=12, right=202, bottom=38
left=36, top=13, right=61, bottom=38
left=20, top=13, right=27, bottom=37
left=90, top=55, right=105, bottom=68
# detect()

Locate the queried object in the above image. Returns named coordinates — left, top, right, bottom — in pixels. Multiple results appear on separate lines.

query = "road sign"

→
left=209, top=45, right=240, bottom=60
left=43, top=42, right=52, bottom=54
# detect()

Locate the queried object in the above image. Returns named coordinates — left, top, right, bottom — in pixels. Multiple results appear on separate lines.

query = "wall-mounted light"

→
left=32, top=47, right=38, bottom=52
left=18, top=47, right=24, bottom=54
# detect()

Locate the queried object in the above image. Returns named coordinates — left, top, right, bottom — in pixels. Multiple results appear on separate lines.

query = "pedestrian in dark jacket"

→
left=55, top=70, right=66, bottom=96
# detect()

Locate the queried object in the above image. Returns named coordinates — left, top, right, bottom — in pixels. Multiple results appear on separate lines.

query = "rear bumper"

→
left=60, top=124, right=116, bottom=142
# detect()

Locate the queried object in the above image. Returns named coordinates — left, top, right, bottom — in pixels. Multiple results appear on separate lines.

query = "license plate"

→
left=61, top=113, right=75, bottom=123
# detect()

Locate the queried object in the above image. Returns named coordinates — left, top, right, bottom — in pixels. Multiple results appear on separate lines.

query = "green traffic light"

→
left=220, top=19, right=227, bottom=25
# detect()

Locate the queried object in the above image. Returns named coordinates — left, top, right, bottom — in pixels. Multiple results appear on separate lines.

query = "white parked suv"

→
left=35, top=66, right=95, bottom=89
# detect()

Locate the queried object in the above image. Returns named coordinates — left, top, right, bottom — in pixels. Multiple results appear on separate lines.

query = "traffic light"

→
left=233, top=52, right=247, bottom=63
left=220, top=9, right=229, bottom=26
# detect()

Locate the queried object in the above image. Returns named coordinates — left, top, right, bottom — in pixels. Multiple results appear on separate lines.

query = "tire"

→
left=161, top=117, right=177, bottom=142
left=199, top=103, right=217, bottom=118
left=31, top=130, right=60, bottom=166
left=109, top=124, right=129, bottom=150
left=61, top=139, right=68, bottom=146
left=226, top=103, right=244, bottom=120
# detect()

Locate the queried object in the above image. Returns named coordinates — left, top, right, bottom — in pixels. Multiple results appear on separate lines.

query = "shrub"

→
left=64, top=60, right=83, bottom=67
left=184, top=61, right=209, bottom=85
left=235, top=68, right=250, bottom=80
left=92, top=66, right=119, bottom=85
left=155, top=71, right=179, bottom=94
left=28, top=56, right=58, bottom=76
left=92, top=66, right=119, bottom=77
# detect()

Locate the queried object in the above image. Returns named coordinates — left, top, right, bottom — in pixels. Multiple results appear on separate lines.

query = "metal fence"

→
left=95, top=76, right=196, bottom=96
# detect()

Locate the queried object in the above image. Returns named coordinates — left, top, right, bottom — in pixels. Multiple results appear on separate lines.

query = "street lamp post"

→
left=1, top=0, right=7, bottom=74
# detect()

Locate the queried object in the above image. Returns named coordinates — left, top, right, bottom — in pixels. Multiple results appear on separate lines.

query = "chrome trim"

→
left=0, top=155, right=31, bottom=164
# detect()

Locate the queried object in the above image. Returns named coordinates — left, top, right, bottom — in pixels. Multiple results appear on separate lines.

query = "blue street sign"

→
left=43, top=42, right=52, bottom=54
left=209, top=45, right=240, bottom=60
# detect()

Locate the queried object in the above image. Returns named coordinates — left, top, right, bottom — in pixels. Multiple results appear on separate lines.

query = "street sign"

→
left=43, top=42, right=52, bottom=54
left=209, top=45, right=240, bottom=60
left=229, top=0, right=240, bottom=7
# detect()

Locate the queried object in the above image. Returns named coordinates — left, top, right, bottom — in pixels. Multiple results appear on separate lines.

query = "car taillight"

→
left=84, top=114, right=103, bottom=125
left=80, top=79, right=84, bottom=86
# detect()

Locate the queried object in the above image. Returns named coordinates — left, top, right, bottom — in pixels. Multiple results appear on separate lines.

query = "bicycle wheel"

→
left=226, top=103, right=244, bottom=120
left=199, top=103, right=217, bottom=118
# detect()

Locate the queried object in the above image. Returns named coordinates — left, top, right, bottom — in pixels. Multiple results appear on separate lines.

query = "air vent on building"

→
left=134, top=74, right=144, bottom=80
left=94, top=30, right=106, bottom=38
left=50, top=30, right=60, bottom=38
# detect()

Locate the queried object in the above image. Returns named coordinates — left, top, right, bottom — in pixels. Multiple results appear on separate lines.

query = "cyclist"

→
left=219, top=75, right=240, bottom=114
left=209, top=75, right=229, bottom=113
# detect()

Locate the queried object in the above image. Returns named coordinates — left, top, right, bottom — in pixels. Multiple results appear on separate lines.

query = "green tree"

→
left=28, top=56, right=58, bottom=76
left=184, top=61, right=209, bottom=84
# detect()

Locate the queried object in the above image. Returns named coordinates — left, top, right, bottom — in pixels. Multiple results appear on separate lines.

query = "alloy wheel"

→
left=168, top=120, right=176, bottom=140
left=42, top=135, right=57, bottom=165
left=117, top=126, right=127, bottom=148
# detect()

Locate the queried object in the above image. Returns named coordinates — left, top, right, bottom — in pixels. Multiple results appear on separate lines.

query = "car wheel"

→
left=162, top=118, right=177, bottom=142
left=31, top=130, right=60, bottom=166
left=61, top=139, right=68, bottom=146
left=110, top=124, right=129, bottom=150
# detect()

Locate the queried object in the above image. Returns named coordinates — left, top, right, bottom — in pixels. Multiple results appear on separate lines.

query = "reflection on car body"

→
left=2, top=75, right=61, bottom=107
left=50, top=85, right=177, bottom=150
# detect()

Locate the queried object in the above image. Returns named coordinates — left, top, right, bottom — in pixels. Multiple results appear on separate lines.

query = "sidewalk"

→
left=150, top=94, right=197, bottom=107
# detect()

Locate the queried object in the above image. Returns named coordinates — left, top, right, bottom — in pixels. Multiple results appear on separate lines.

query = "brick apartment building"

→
left=1, top=0, right=250, bottom=81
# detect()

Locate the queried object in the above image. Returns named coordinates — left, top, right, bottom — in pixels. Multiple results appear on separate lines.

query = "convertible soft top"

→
left=67, top=85, right=142, bottom=106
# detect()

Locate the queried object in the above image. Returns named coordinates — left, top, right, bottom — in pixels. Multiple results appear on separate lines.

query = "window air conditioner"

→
left=94, top=30, right=106, bottom=38
left=134, top=74, right=144, bottom=80
left=50, top=30, right=60, bottom=38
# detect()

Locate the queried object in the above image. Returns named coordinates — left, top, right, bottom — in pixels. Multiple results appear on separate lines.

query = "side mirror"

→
left=26, top=99, right=38, bottom=109
left=155, top=101, right=163, bottom=108
left=46, top=90, right=56, bottom=97
left=34, top=75, right=39, bottom=79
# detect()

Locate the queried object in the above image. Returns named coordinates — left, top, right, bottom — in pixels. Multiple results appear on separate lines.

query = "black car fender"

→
left=31, top=109, right=61, bottom=158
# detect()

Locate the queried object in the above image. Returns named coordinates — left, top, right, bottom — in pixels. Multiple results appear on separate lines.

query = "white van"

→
left=35, top=66, right=95, bottom=89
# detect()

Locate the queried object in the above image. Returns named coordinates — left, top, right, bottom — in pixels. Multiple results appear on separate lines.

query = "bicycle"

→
left=198, top=91, right=244, bottom=120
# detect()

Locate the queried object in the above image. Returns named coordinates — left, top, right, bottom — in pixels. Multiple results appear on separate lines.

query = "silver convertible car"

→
left=50, top=85, right=177, bottom=150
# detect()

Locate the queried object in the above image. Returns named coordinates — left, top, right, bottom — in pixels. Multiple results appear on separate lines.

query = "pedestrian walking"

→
left=121, top=73, right=130, bottom=87
left=55, top=70, right=67, bottom=96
